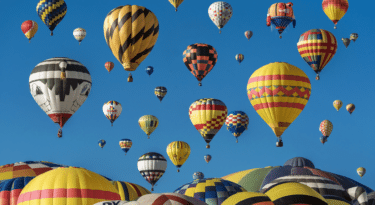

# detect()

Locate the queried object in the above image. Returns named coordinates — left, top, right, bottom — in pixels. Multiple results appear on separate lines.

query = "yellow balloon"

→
left=138, top=115, right=159, bottom=139
left=333, top=100, right=343, bottom=111
left=169, top=0, right=184, bottom=11
left=357, top=167, right=366, bottom=178
left=166, top=141, right=191, bottom=172
left=322, top=0, right=349, bottom=29
left=247, top=62, right=311, bottom=143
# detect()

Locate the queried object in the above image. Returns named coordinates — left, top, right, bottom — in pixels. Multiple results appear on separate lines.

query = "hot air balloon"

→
left=0, top=177, right=34, bottom=205
left=266, top=2, right=296, bottom=39
left=111, top=181, right=151, bottom=201
left=357, top=167, right=366, bottom=178
left=29, top=57, right=92, bottom=135
left=346, top=104, right=355, bottom=114
left=193, top=172, right=204, bottom=180
left=73, top=28, right=86, bottom=45
left=319, top=120, right=333, bottom=145
left=342, top=38, right=350, bottom=48
left=189, top=98, right=228, bottom=148
left=208, top=2, right=233, bottom=34
left=103, top=5, right=159, bottom=82
left=166, top=141, right=191, bottom=172
left=245, top=30, right=253, bottom=40
left=119, top=139, right=132, bottom=155
left=21, top=20, right=38, bottom=43
left=247, top=62, right=311, bottom=147
left=333, top=100, right=343, bottom=111
left=123, top=193, right=208, bottom=205
left=57, top=129, right=62, bottom=138
left=322, top=0, right=349, bottom=29
left=183, top=43, right=218, bottom=86
left=103, top=101, right=122, bottom=126
left=36, top=0, right=67, bottom=36
left=350, top=33, right=358, bottom=42
left=235, top=54, right=244, bottom=65
left=204, top=154, right=212, bottom=163
left=155, top=86, right=167, bottom=102
left=225, top=111, right=249, bottom=143
left=138, top=115, right=159, bottom=139
left=105, top=62, right=114, bottom=73
left=222, top=192, right=274, bottom=205
left=297, top=29, right=337, bottom=80
left=98, top=140, right=106, bottom=149
left=146, top=66, right=154, bottom=76
left=323, top=196, right=351, bottom=205
left=137, top=152, right=167, bottom=191
left=169, top=0, right=184, bottom=11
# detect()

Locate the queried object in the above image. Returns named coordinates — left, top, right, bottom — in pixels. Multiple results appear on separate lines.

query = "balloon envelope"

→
left=322, top=0, right=349, bottom=29
left=166, top=141, right=191, bottom=171
left=208, top=1, right=233, bottom=33
left=333, top=100, right=343, bottom=111
left=103, top=101, right=122, bottom=126
left=137, top=152, right=167, bottom=191
left=21, top=20, right=38, bottom=42
left=36, top=0, right=67, bottom=35
left=73, top=28, right=86, bottom=44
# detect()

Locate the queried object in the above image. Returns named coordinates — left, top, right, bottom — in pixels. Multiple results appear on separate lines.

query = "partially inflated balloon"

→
left=169, top=0, right=184, bottom=11
left=98, top=140, right=106, bottom=149
left=189, top=98, right=228, bottom=148
left=266, top=2, right=296, bottom=39
left=346, top=104, right=355, bottom=115
left=350, top=33, right=358, bottom=42
left=139, top=115, right=159, bottom=139
left=322, top=0, right=349, bottom=29
left=342, top=38, right=350, bottom=48
left=247, top=62, right=311, bottom=146
left=225, top=111, right=249, bottom=143
left=204, top=154, right=212, bottom=163
left=103, top=101, right=122, bottom=126
left=357, top=167, right=366, bottom=178
left=333, top=100, right=343, bottom=111
left=235, top=54, right=244, bottom=65
left=36, top=0, right=67, bottom=36
left=119, top=139, right=132, bottom=155
left=137, top=152, right=167, bottom=191
left=155, top=86, right=167, bottom=102
left=297, top=29, right=337, bottom=80
left=166, top=141, right=191, bottom=172
left=73, top=28, right=86, bottom=45
left=245, top=30, right=253, bottom=40
left=105, top=62, right=114, bottom=73
left=21, top=20, right=38, bottom=43
left=208, top=1, right=233, bottom=34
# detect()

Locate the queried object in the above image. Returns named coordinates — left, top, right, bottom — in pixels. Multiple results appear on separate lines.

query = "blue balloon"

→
left=146, top=66, right=154, bottom=76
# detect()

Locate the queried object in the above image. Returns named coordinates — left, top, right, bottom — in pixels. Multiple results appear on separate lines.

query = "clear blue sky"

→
left=1, top=0, right=374, bottom=194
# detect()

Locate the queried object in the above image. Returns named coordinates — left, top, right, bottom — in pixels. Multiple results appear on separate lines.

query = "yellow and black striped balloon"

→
left=103, top=5, right=159, bottom=72
left=169, top=0, right=184, bottom=11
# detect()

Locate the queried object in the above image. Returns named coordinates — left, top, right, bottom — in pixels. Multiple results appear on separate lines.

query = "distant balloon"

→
left=225, top=111, right=249, bottom=143
left=235, top=54, right=244, bottom=65
left=146, top=66, right=154, bottom=76
left=333, top=100, right=343, bottom=111
left=105, top=62, right=114, bottom=73
left=98, top=140, right=106, bottom=149
left=357, top=167, right=366, bottom=178
left=137, top=152, right=167, bottom=191
left=139, top=115, right=159, bottom=139
left=208, top=1, right=233, bottom=34
left=342, top=38, right=350, bottom=48
left=346, top=104, right=355, bottom=115
left=36, top=0, right=67, bottom=36
left=119, top=139, right=132, bottom=155
left=319, top=120, right=333, bottom=145
left=73, top=28, right=86, bottom=45
left=155, top=86, right=167, bottom=102
left=166, top=141, right=191, bottom=172
left=169, top=0, right=184, bottom=11
left=244, top=30, right=253, bottom=40
left=204, top=154, right=212, bottom=163
left=322, top=0, right=349, bottom=29
left=103, top=101, right=122, bottom=126
left=193, top=172, right=204, bottom=180
left=350, top=33, right=358, bottom=42
left=21, top=20, right=38, bottom=43
left=266, top=2, right=296, bottom=39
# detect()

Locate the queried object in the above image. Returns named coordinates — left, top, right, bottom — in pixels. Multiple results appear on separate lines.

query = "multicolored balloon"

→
left=193, top=172, right=204, bottom=180
left=204, top=154, right=212, bottom=163
left=266, top=2, right=296, bottom=39
left=350, top=33, right=358, bottom=42
left=137, top=152, right=167, bottom=191
left=139, top=115, right=159, bottom=139
left=244, top=30, right=253, bottom=40
left=155, top=86, right=167, bottom=102
left=119, top=139, right=132, bottom=155
left=319, top=119, right=333, bottom=144
left=0, top=177, right=34, bottom=205
left=146, top=66, right=154, bottom=76
left=21, top=20, right=38, bottom=43
left=357, top=167, right=366, bottom=178
left=225, top=111, right=249, bottom=143
left=235, top=54, right=244, bottom=65
left=36, top=0, right=67, bottom=36
left=111, top=181, right=151, bottom=201
left=222, top=192, right=274, bottom=205
left=98, top=140, right=106, bottom=149
left=346, top=103, right=355, bottom=115
left=322, top=0, right=349, bottom=29
left=169, top=0, right=184, bottom=11
left=166, top=141, right=191, bottom=172
left=247, top=62, right=311, bottom=146
left=333, top=100, right=343, bottom=111
left=183, top=43, right=218, bottom=86
left=189, top=98, right=228, bottom=148
left=129, top=193, right=207, bottom=205
left=103, top=101, right=122, bottom=126
left=208, top=1, right=233, bottom=33
left=342, top=38, right=350, bottom=48
left=73, top=28, right=86, bottom=45
left=297, top=29, right=337, bottom=80
left=103, top=5, right=159, bottom=81
left=105, top=62, right=114, bottom=73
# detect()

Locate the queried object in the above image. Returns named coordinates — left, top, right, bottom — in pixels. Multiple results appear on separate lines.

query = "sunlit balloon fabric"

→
left=119, top=139, right=132, bottom=155
left=98, top=139, right=106, bottom=149
left=103, top=5, right=159, bottom=73
left=247, top=62, right=311, bottom=143
left=320, top=120, right=333, bottom=137
left=222, top=192, right=274, bottom=205
left=111, top=181, right=151, bottom=201
left=0, top=177, right=34, bottom=205
left=0, top=161, right=66, bottom=182
left=350, top=33, right=358, bottom=42
left=17, top=167, right=121, bottom=204
left=105, top=62, right=115, bottom=73
left=189, top=98, right=228, bottom=148
left=208, top=2, right=233, bottom=33
left=193, top=172, right=205, bottom=180
left=134, top=193, right=208, bottom=205
left=73, top=28, right=86, bottom=45
left=245, top=30, right=253, bottom=40
left=29, top=57, right=92, bottom=129
left=235, top=54, right=244, bottom=64
left=225, top=111, right=249, bottom=143
left=323, top=195, right=351, bottom=205
left=21, top=20, right=38, bottom=43
left=103, top=101, right=122, bottom=126
left=333, top=100, right=343, bottom=111
left=137, top=152, right=167, bottom=191
left=322, top=0, right=349, bottom=29
left=183, top=43, right=218, bottom=86
left=138, top=115, right=159, bottom=139
left=297, top=29, right=337, bottom=80
left=174, top=178, right=246, bottom=205
left=36, top=0, right=67, bottom=36
left=346, top=103, right=355, bottom=114
left=266, top=2, right=296, bottom=38
left=342, top=38, right=350, bottom=48
left=146, top=66, right=154, bottom=76
left=154, top=86, right=167, bottom=102
left=166, top=141, right=191, bottom=172
left=204, top=154, right=212, bottom=163
left=169, top=0, right=184, bottom=11
left=357, top=167, right=366, bottom=178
